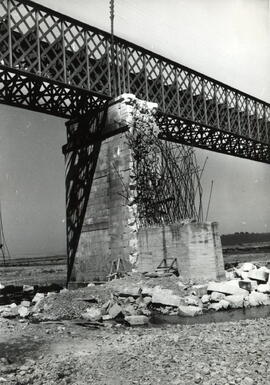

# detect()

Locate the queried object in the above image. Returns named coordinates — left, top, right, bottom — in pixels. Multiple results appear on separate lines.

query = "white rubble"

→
left=32, top=293, right=45, bottom=303
left=247, top=268, right=269, bottom=283
left=201, top=294, right=210, bottom=304
left=82, top=307, right=102, bottom=322
left=247, top=291, right=270, bottom=307
left=178, top=305, right=203, bottom=317
left=21, top=300, right=31, bottom=307
left=18, top=306, right=30, bottom=318
left=151, top=287, right=181, bottom=307
left=23, top=285, right=34, bottom=292
left=257, top=283, right=270, bottom=294
left=240, top=263, right=257, bottom=272
left=207, top=280, right=249, bottom=297
left=210, top=292, right=226, bottom=302
left=225, top=294, right=245, bottom=309
left=125, top=315, right=149, bottom=326
left=209, top=299, right=229, bottom=311
left=184, top=295, right=200, bottom=306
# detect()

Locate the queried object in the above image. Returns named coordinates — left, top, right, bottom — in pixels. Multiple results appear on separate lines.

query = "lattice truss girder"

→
left=156, top=112, right=270, bottom=164
left=0, top=65, right=108, bottom=118
left=0, top=0, right=270, bottom=152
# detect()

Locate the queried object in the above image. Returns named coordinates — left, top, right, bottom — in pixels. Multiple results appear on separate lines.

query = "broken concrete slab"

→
left=108, top=303, right=123, bottom=319
left=210, top=292, right=226, bottom=302
left=123, top=304, right=137, bottom=316
left=247, top=291, right=270, bottom=307
left=201, top=294, right=210, bottom=304
left=184, top=295, right=200, bottom=306
left=239, top=263, right=257, bottom=272
left=23, top=285, right=34, bottom=292
left=238, top=281, right=252, bottom=292
left=21, top=300, right=31, bottom=308
left=81, top=308, right=102, bottom=322
left=225, top=294, right=245, bottom=309
left=1, top=305, right=18, bottom=318
left=207, top=280, right=249, bottom=297
left=191, top=284, right=208, bottom=297
left=209, top=299, right=229, bottom=311
left=116, top=286, right=142, bottom=297
left=178, top=305, right=203, bottom=317
left=225, top=271, right=235, bottom=280
left=257, top=284, right=270, bottom=294
left=18, top=306, right=30, bottom=318
left=235, top=269, right=249, bottom=280
left=151, top=287, right=181, bottom=307
left=143, top=296, right=152, bottom=305
left=247, top=268, right=269, bottom=283
left=32, top=293, right=45, bottom=303
left=141, top=286, right=154, bottom=296
left=125, top=315, right=149, bottom=326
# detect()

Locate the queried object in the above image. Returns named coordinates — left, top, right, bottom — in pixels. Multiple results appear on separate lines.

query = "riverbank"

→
left=0, top=315, right=269, bottom=385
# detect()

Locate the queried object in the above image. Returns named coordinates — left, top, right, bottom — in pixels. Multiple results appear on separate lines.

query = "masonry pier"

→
left=64, top=94, right=225, bottom=283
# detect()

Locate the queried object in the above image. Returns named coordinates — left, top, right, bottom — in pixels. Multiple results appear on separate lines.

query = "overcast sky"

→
left=0, top=0, right=270, bottom=257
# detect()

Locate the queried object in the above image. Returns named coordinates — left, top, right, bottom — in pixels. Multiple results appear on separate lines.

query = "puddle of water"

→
left=150, top=305, right=270, bottom=326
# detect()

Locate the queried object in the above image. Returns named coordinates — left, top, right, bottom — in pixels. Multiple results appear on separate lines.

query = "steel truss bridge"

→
left=0, top=0, right=270, bottom=163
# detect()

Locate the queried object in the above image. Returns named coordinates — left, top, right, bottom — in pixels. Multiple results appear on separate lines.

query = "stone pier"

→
left=64, top=94, right=225, bottom=282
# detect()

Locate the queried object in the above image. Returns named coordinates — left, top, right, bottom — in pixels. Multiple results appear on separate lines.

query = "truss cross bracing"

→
left=0, top=0, right=270, bottom=162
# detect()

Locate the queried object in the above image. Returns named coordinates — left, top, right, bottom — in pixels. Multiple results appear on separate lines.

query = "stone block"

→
left=178, top=305, right=203, bottom=317
left=125, top=315, right=149, bottom=326
left=248, top=268, right=269, bottom=283
left=225, top=294, right=245, bottom=308
left=18, top=306, right=30, bottom=318
left=207, top=280, right=248, bottom=297
left=108, top=303, right=123, bottom=319
left=247, top=291, right=270, bottom=307
left=151, top=287, right=181, bottom=307
left=210, top=292, right=226, bottom=302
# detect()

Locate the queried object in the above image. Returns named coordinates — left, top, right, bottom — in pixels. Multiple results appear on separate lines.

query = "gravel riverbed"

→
left=1, top=316, right=270, bottom=385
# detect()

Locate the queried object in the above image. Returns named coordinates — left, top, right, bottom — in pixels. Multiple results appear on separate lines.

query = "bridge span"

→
left=0, top=0, right=270, bottom=163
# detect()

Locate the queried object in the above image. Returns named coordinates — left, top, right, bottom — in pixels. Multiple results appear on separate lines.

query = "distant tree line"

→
left=221, top=232, right=270, bottom=246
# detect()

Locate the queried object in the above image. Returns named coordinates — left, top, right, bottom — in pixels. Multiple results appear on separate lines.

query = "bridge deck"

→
left=0, top=0, right=270, bottom=162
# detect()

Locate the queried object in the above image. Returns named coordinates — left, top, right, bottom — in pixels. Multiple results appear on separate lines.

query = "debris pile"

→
left=1, top=262, right=270, bottom=325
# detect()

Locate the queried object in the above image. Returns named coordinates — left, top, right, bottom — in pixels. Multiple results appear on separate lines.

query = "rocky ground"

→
left=2, top=263, right=270, bottom=384
left=1, top=315, right=270, bottom=385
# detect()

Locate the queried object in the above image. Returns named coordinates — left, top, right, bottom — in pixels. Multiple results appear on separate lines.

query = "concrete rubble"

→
left=1, top=262, right=270, bottom=326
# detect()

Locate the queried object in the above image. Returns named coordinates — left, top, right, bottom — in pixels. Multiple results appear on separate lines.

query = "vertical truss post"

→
left=84, top=31, right=90, bottom=90
left=264, top=105, right=268, bottom=143
left=35, top=10, right=41, bottom=75
left=202, top=79, right=207, bottom=125
left=255, top=102, right=259, bottom=141
left=61, top=21, right=67, bottom=84
left=214, top=84, right=220, bottom=129
left=159, top=61, right=165, bottom=112
left=7, top=0, right=12, bottom=67
left=246, top=97, right=251, bottom=138
left=120, top=45, right=126, bottom=93
left=236, top=94, right=241, bottom=135
left=189, top=74, right=194, bottom=120
left=116, top=44, right=121, bottom=94
left=175, top=67, right=180, bottom=116
left=125, top=48, right=130, bottom=94
left=106, top=40, right=112, bottom=96
left=226, top=89, right=230, bottom=131
left=143, top=55, right=149, bottom=101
